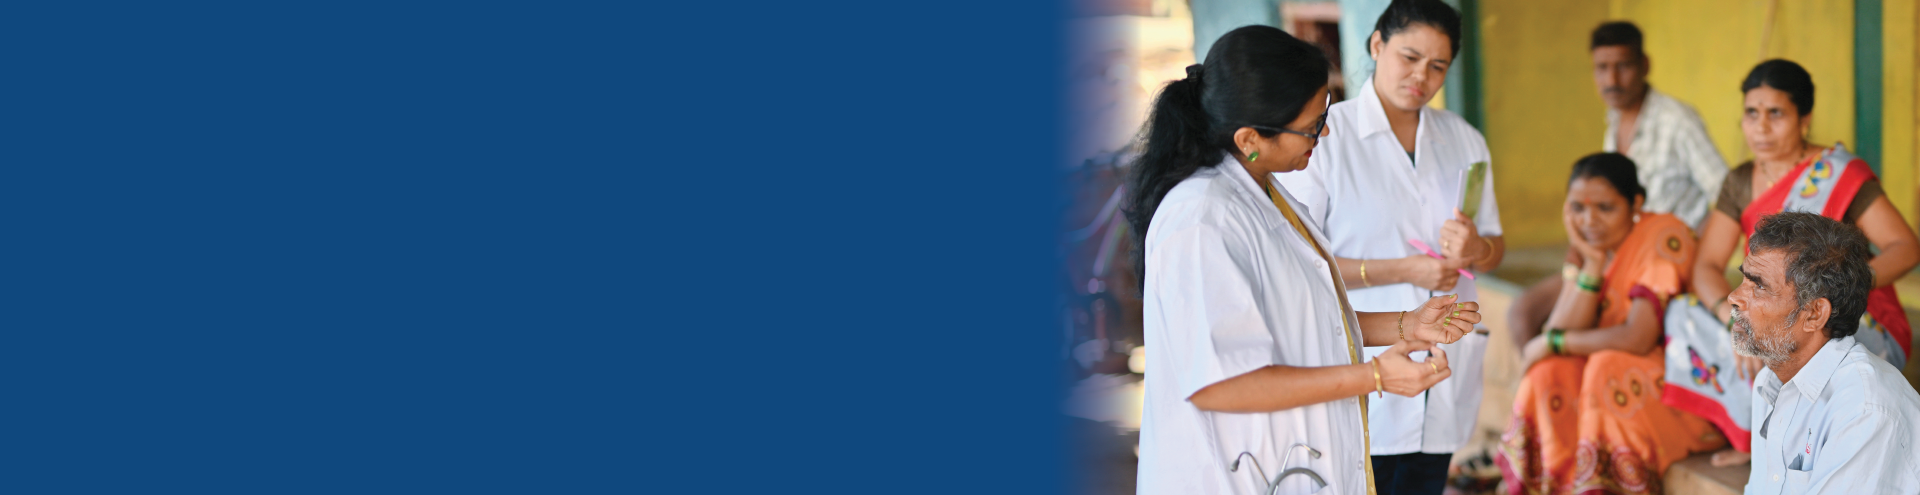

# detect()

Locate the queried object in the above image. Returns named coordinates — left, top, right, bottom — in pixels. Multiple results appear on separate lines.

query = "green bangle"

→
left=1548, top=328, right=1567, bottom=355
left=1575, top=272, right=1602, bottom=293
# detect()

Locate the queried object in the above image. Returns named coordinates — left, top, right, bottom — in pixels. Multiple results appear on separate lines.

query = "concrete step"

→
left=1664, top=454, right=1748, bottom=495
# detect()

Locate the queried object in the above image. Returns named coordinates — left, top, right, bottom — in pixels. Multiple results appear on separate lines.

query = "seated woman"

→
left=1690, top=59, right=1920, bottom=466
left=1496, top=153, right=1725, bottom=494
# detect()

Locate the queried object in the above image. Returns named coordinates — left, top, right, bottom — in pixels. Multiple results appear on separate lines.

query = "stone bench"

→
left=1664, top=454, right=1747, bottom=495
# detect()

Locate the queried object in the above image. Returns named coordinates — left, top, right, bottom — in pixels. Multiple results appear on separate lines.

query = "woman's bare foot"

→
left=1709, top=448, right=1751, bottom=467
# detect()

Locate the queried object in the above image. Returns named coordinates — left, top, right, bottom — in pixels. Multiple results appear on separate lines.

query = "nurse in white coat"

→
left=1127, top=26, right=1482, bottom=495
left=1273, top=2, right=1502, bottom=494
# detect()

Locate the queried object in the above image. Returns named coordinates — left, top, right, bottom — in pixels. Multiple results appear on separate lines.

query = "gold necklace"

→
left=1758, top=145, right=1805, bottom=190
left=1760, top=162, right=1783, bottom=190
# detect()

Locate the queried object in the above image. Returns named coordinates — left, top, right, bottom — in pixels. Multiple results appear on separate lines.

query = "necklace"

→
left=1757, top=144, right=1807, bottom=190
left=1759, top=161, right=1784, bottom=190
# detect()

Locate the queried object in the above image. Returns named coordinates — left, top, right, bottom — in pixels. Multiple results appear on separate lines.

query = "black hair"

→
left=1568, top=152, right=1645, bottom=203
left=1742, top=59, right=1815, bottom=116
left=1747, top=212, right=1874, bottom=338
left=1372, top=0, right=1462, bottom=58
left=1589, top=21, right=1644, bottom=58
left=1122, top=25, right=1329, bottom=285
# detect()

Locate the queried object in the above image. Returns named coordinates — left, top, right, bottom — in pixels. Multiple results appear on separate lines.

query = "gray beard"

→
left=1731, top=307, right=1798, bottom=366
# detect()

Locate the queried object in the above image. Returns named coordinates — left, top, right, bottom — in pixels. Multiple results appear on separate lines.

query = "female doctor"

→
left=1127, top=25, right=1481, bottom=495
left=1272, top=2, right=1503, bottom=494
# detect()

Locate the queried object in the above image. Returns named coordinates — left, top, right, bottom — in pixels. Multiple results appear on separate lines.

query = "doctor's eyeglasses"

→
left=1250, top=93, right=1332, bottom=146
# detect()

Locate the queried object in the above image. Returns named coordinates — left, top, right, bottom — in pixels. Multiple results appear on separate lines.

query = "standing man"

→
left=1730, top=212, right=1920, bottom=494
left=1510, top=21, right=1730, bottom=349
left=1592, top=21, right=1727, bottom=230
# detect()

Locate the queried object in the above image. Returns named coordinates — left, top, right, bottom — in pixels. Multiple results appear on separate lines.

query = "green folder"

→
left=1458, top=161, right=1488, bottom=221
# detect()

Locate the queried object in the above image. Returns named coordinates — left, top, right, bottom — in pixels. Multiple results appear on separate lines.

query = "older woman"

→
left=1687, top=58, right=1920, bottom=466
left=1496, top=153, right=1725, bottom=495
left=1126, top=25, right=1480, bottom=495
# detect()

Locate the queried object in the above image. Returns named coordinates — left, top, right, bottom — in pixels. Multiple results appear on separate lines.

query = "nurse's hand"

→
left=1407, top=294, right=1479, bottom=344
left=1401, top=254, right=1465, bottom=292
left=1375, top=340, right=1451, bottom=397
left=1439, top=210, right=1486, bottom=262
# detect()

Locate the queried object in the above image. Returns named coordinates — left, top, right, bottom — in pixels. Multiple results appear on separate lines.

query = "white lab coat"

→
left=1274, top=78, right=1499, bottom=456
left=1136, top=158, right=1372, bottom=494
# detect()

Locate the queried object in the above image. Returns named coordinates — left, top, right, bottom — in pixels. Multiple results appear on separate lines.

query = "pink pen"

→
left=1406, top=239, right=1475, bottom=280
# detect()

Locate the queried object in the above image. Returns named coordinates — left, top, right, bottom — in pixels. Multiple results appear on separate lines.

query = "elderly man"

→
left=1729, top=212, right=1920, bottom=494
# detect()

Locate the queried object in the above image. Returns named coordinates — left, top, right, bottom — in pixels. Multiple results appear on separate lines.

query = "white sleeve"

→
left=1275, top=141, right=1334, bottom=230
left=1150, top=221, right=1277, bottom=401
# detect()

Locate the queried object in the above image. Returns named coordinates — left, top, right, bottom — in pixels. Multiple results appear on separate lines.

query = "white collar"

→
left=1354, top=78, right=1421, bottom=140
left=1214, top=153, right=1267, bottom=205
left=1606, top=86, right=1663, bottom=125
left=1759, top=335, right=1857, bottom=402
left=1786, top=335, right=1855, bottom=401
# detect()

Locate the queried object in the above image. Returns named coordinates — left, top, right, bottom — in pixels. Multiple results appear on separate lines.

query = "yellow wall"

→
left=1478, top=0, right=1611, bottom=247
left=1480, top=0, right=1868, bottom=247
left=1616, top=0, right=1854, bottom=165
left=1887, top=0, right=1919, bottom=227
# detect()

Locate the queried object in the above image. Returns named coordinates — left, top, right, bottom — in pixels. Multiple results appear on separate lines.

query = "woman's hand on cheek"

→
left=1563, top=209, right=1607, bottom=268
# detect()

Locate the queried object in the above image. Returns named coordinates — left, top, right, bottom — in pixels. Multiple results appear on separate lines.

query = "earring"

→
left=1249, top=151, right=1260, bottom=162
left=1633, top=213, right=1642, bottom=223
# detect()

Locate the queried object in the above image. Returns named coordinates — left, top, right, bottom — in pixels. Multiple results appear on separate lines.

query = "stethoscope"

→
left=1230, top=443, right=1327, bottom=495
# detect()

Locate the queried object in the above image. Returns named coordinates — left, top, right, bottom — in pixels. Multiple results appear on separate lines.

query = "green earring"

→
left=1249, top=151, right=1260, bottom=162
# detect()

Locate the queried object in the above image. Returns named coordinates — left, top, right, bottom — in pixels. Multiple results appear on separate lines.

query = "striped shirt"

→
left=1604, top=87, right=1729, bottom=229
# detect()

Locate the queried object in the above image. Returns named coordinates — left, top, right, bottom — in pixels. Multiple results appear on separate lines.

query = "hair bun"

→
left=1184, top=64, right=1204, bottom=82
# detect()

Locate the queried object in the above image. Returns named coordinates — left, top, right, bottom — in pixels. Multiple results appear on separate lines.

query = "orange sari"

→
left=1494, top=213, right=1726, bottom=494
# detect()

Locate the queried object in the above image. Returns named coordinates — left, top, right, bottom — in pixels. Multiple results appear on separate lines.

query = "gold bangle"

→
left=1370, top=359, right=1384, bottom=397
left=1361, top=260, right=1371, bottom=287
left=1397, top=310, right=1406, bottom=341
left=1480, top=237, right=1495, bottom=260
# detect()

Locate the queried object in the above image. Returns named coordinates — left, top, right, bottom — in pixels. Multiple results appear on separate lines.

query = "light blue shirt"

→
left=1746, top=335, right=1920, bottom=494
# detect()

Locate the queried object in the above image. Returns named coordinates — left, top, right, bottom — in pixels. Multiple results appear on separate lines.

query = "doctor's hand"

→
left=1374, top=340, right=1451, bottom=397
left=1400, top=254, right=1465, bottom=292
left=1439, top=210, right=1487, bottom=262
left=1406, top=294, right=1479, bottom=344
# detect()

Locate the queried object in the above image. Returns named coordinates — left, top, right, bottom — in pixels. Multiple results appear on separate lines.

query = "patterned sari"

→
left=1495, top=213, right=1726, bottom=494
left=1738, top=144, right=1911, bottom=363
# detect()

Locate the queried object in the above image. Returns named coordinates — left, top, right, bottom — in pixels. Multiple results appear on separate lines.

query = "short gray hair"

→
left=1746, top=212, right=1874, bottom=338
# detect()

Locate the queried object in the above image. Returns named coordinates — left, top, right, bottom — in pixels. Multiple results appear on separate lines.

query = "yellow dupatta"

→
left=1265, top=181, right=1379, bottom=495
